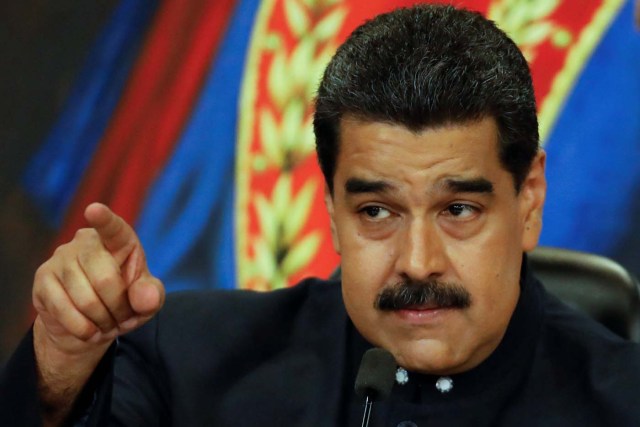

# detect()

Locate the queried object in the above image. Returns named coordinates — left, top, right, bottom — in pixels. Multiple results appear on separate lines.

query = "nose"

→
left=395, top=217, right=448, bottom=281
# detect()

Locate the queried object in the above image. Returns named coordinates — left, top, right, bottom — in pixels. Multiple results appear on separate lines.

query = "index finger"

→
left=84, top=203, right=138, bottom=265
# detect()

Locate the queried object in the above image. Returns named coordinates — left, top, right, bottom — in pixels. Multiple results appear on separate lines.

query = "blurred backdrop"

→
left=1, top=0, right=639, bottom=363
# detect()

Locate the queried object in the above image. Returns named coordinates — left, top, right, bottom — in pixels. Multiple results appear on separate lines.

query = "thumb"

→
left=128, top=275, right=165, bottom=317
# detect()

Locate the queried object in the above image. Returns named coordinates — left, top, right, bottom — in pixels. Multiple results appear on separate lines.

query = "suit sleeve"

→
left=103, top=317, right=172, bottom=427
left=0, top=328, right=45, bottom=426
left=0, top=318, right=170, bottom=427
left=0, top=327, right=116, bottom=427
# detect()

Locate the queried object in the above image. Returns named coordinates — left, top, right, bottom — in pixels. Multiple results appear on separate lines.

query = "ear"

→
left=520, top=150, right=547, bottom=252
left=324, top=186, right=341, bottom=254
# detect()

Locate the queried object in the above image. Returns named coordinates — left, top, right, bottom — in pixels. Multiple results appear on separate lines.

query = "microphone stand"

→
left=361, top=395, right=373, bottom=427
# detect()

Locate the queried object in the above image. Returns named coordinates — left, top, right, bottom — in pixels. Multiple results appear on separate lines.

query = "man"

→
left=1, top=4, right=639, bottom=426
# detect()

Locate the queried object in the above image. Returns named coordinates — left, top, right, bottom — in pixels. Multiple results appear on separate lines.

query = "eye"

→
left=360, top=205, right=391, bottom=220
left=444, top=203, right=477, bottom=220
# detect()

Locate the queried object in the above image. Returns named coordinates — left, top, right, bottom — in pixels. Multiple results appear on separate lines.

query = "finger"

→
left=115, top=276, right=165, bottom=333
left=34, top=273, right=100, bottom=342
left=58, top=259, right=118, bottom=332
left=128, top=275, right=165, bottom=317
left=84, top=203, right=139, bottom=266
left=77, top=248, right=135, bottom=324
left=118, top=275, right=165, bottom=333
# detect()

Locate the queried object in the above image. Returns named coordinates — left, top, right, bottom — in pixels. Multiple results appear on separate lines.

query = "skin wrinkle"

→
left=314, top=6, right=539, bottom=194
left=325, top=116, right=546, bottom=374
left=314, top=7, right=546, bottom=375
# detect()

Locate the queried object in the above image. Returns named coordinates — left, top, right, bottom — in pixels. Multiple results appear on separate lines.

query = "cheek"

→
left=340, top=240, right=390, bottom=292
left=336, top=213, right=396, bottom=263
left=337, top=224, right=397, bottom=311
left=340, top=271, right=379, bottom=337
left=464, top=239, right=521, bottom=317
left=451, top=217, right=523, bottom=299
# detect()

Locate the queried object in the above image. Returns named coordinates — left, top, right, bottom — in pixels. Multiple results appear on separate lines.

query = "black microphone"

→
left=354, top=348, right=396, bottom=427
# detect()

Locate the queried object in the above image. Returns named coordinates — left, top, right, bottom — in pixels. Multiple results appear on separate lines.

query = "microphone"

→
left=354, top=348, right=396, bottom=427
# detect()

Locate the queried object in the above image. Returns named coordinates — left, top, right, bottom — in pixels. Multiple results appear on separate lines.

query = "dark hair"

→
left=314, top=4, right=539, bottom=193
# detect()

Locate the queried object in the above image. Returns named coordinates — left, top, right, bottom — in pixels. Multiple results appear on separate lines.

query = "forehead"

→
left=335, top=116, right=508, bottom=190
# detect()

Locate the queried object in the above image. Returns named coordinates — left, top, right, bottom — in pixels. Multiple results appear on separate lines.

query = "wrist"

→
left=33, top=318, right=112, bottom=424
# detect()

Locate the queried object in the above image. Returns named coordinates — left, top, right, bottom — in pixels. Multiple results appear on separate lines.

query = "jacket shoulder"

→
left=532, top=289, right=640, bottom=421
left=159, top=277, right=342, bottom=332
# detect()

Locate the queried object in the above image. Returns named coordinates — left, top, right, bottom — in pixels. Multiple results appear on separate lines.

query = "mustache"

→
left=374, top=279, right=472, bottom=311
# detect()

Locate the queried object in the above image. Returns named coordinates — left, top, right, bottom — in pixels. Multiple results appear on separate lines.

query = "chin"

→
left=389, top=339, right=465, bottom=375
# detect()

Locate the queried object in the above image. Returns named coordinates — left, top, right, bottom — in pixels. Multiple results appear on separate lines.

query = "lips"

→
left=404, top=303, right=440, bottom=311
left=393, top=305, right=455, bottom=325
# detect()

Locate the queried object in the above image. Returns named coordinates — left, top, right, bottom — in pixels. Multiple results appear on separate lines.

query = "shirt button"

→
left=397, top=422, right=418, bottom=427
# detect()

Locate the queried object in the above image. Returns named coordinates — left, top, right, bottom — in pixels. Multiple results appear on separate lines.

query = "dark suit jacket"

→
left=1, top=279, right=353, bottom=426
left=2, top=270, right=640, bottom=426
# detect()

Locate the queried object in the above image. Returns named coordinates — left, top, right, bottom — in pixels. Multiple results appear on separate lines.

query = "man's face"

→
left=325, top=116, right=546, bottom=375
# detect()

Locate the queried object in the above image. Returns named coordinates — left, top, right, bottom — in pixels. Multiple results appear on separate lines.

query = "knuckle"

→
left=47, top=296, right=63, bottom=317
left=75, top=321, right=98, bottom=341
left=33, top=267, right=54, bottom=309
left=92, top=273, right=118, bottom=293
left=75, top=297, right=103, bottom=315
left=52, top=244, right=67, bottom=258
left=113, top=303, right=134, bottom=322
left=32, top=286, right=46, bottom=312
left=33, top=263, right=49, bottom=283
left=75, top=228, right=99, bottom=246
left=60, top=264, right=77, bottom=286
left=96, top=318, right=117, bottom=332
left=74, top=228, right=92, bottom=239
left=78, top=249, right=111, bottom=271
left=47, top=299, right=69, bottom=329
left=77, top=250, right=96, bottom=268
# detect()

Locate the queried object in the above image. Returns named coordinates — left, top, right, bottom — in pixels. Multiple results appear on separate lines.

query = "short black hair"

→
left=314, top=4, right=539, bottom=193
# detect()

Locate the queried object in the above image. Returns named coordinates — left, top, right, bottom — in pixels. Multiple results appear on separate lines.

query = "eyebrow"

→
left=344, top=177, right=394, bottom=194
left=344, top=176, right=494, bottom=196
left=442, top=178, right=494, bottom=194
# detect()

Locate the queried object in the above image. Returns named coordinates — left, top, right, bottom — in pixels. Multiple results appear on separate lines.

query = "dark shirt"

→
left=1, top=262, right=640, bottom=426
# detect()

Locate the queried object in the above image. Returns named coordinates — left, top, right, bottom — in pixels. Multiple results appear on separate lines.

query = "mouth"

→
left=404, top=303, right=440, bottom=310
left=393, top=304, right=459, bottom=325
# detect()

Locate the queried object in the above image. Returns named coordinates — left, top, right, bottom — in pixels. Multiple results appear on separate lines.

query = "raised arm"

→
left=31, top=203, right=165, bottom=426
